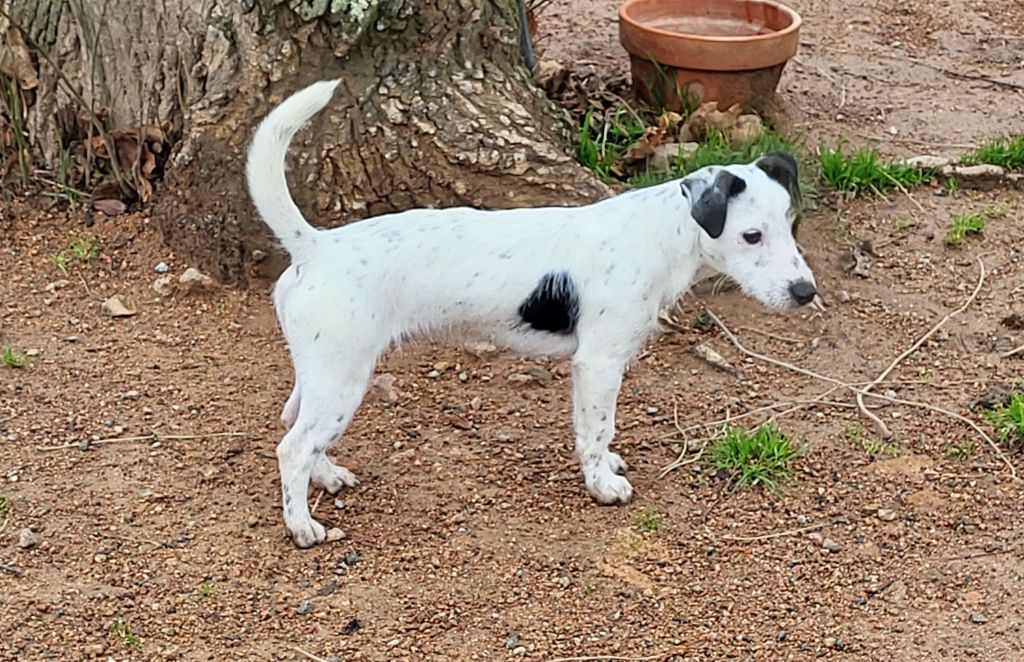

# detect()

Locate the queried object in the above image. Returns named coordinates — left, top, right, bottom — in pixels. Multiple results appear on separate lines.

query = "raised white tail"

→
left=245, top=79, right=341, bottom=258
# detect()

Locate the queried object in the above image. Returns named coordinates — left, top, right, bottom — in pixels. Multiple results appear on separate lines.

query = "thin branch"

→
left=1001, top=343, right=1024, bottom=358
left=290, top=646, right=333, bottom=662
left=879, top=168, right=925, bottom=214
left=37, top=431, right=248, bottom=452
left=856, top=257, right=985, bottom=438
left=719, top=522, right=827, bottom=542
left=0, top=563, right=26, bottom=577
left=545, top=652, right=683, bottom=662
left=704, top=308, right=1017, bottom=478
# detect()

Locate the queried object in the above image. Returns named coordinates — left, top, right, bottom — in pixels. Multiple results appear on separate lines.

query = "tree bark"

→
left=1, top=0, right=607, bottom=282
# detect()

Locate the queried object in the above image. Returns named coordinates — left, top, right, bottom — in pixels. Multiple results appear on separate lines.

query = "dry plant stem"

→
left=1001, top=343, right=1024, bottom=358
left=856, top=257, right=986, bottom=439
left=880, top=168, right=925, bottom=214
left=0, top=563, right=26, bottom=577
left=546, top=653, right=682, bottom=662
left=720, top=521, right=827, bottom=542
left=37, top=431, right=248, bottom=452
left=290, top=647, right=332, bottom=662
left=704, top=307, right=1018, bottom=479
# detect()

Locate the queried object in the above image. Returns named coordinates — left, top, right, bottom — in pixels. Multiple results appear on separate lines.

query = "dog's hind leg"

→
left=276, top=354, right=376, bottom=548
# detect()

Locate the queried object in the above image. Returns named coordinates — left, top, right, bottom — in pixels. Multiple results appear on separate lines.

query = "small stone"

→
left=154, top=261, right=170, bottom=273
left=877, top=508, right=898, bottom=522
left=470, top=396, right=482, bottom=411
left=370, top=373, right=400, bottom=403
left=464, top=340, right=498, bottom=358
left=152, top=275, right=175, bottom=297
left=822, top=538, right=843, bottom=553
left=24, top=348, right=40, bottom=357
left=18, top=528, right=38, bottom=549
left=777, top=630, right=788, bottom=641
left=83, top=643, right=105, bottom=656
left=333, top=498, right=346, bottom=510
left=808, top=532, right=824, bottom=545
left=649, top=141, right=699, bottom=171
left=178, top=267, right=216, bottom=293
left=325, top=527, right=345, bottom=542
left=824, top=636, right=842, bottom=649
left=101, top=294, right=137, bottom=318
left=433, top=361, right=450, bottom=372
left=903, top=155, right=950, bottom=170
left=296, top=600, right=314, bottom=615
left=970, top=612, right=988, bottom=624
left=246, top=515, right=259, bottom=527
left=505, top=632, right=520, bottom=649
left=512, top=646, right=527, bottom=656
left=646, top=406, right=659, bottom=415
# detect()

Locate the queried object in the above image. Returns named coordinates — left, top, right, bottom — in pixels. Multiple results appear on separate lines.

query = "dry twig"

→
left=856, top=257, right=986, bottom=438
left=720, top=522, right=827, bottom=542
left=1001, top=343, right=1024, bottom=358
left=37, top=431, right=248, bottom=452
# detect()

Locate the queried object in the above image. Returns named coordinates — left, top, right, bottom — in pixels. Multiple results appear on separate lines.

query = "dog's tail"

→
left=246, top=79, right=341, bottom=258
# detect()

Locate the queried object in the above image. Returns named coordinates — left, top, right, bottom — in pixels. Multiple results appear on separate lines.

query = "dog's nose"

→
left=789, top=280, right=817, bottom=306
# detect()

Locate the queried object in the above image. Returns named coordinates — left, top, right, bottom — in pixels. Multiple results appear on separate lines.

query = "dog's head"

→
left=680, top=152, right=816, bottom=310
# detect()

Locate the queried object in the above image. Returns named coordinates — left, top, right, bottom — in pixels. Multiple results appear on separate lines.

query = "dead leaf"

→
left=0, top=27, right=39, bottom=90
left=93, top=198, right=126, bottom=216
left=620, top=126, right=666, bottom=165
left=728, top=114, right=764, bottom=146
left=680, top=101, right=742, bottom=142
left=102, top=295, right=137, bottom=318
left=692, top=343, right=744, bottom=379
left=656, top=111, right=684, bottom=133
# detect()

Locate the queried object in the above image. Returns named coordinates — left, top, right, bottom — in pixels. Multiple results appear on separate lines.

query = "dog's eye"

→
left=742, top=231, right=762, bottom=245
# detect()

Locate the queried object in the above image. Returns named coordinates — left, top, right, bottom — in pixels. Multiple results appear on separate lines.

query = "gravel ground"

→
left=3, top=1, right=1024, bottom=660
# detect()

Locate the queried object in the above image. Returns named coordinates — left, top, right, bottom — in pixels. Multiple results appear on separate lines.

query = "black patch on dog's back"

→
left=518, top=271, right=579, bottom=334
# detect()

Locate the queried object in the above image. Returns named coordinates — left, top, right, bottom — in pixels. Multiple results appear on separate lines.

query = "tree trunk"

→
left=1, top=0, right=607, bottom=282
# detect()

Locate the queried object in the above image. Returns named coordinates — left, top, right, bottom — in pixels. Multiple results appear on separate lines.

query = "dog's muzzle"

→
left=789, top=280, right=817, bottom=306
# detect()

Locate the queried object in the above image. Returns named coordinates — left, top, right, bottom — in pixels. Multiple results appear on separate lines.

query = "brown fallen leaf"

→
left=680, top=101, right=742, bottom=142
left=0, top=27, right=39, bottom=90
left=620, top=126, right=666, bottom=165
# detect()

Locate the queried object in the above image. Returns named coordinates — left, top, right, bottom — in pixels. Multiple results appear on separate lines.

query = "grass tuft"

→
left=2, top=346, right=31, bottom=369
left=818, top=144, right=929, bottom=196
left=709, top=424, right=800, bottom=492
left=634, top=509, right=661, bottom=532
left=946, top=440, right=978, bottom=460
left=984, top=392, right=1024, bottom=448
left=944, top=211, right=987, bottom=247
left=110, top=618, right=140, bottom=647
left=961, top=134, right=1024, bottom=170
left=0, top=494, right=10, bottom=517
left=51, top=235, right=100, bottom=275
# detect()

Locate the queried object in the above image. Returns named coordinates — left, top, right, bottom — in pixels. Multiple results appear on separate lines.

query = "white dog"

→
left=246, top=80, right=817, bottom=548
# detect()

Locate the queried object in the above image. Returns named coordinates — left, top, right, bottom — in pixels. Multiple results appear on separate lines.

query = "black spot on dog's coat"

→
left=518, top=271, right=579, bottom=334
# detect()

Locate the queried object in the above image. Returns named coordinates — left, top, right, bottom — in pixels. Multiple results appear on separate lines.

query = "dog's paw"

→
left=606, top=451, right=628, bottom=474
left=286, top=517, right=327, bottom=549
left=311, top=458, right=359, bottom=495
left=586, top=471, right=634, bottom=505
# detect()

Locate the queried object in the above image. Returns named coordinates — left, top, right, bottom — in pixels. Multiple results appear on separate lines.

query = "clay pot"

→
left=619, top=0, right=802, bottom=112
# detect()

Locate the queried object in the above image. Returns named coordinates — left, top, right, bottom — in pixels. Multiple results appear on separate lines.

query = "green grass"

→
left=962, top=134, right=1024, bottom=170
left=845, top=425, right=899, bottom=458
left=818, top=144, right=929, bottom=196
left=634, top=508, right=661, bottom=532
left=984, top=392, right=1024, bottom=448
left=577, top=107, right=649, bottom=181
left=0, top=494, right=10, bottom=517
left=195, top=582, right=214, bottom=598
left=2, top=346, right=30, bottom=369
left=110, top=619, right=140, bottom=647
left=946, top=440, right=978, bottom=460
left=945, top=211, right=987, bottom=247
left=709, top=424, right=801, bottom=492
left=51, top=235, right=100, bottom=274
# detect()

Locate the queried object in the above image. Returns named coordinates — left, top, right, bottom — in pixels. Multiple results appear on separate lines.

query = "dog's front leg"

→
left=571, top=353, right=633, bottom=504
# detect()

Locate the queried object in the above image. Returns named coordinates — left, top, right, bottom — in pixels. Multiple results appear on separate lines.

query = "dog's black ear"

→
left=682, top=170, right=746, bottom=239
left=757, top=152, right=801, bottom=207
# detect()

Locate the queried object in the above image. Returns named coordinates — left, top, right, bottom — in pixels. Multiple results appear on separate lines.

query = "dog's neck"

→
left=636, top=179, right=706, bottom=307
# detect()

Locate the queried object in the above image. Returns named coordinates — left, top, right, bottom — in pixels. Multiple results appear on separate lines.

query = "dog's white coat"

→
left=247, top=79, right=816, bottom=547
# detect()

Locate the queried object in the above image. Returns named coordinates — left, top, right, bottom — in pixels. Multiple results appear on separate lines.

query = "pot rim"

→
left=618, top=0, right=802, bottom=45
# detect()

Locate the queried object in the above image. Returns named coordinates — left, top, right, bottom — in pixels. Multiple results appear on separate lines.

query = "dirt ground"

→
left=3, top=1, right=1024, bottom=661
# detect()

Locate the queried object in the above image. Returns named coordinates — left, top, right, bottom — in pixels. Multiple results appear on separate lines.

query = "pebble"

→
left=296, top=600, right=314, bottom=615
left=822, top=538, right=843, bottom=553
left=512, top=646, right=527, bottom=656
left=325, top=527, right=345, bottom=542
left=333, top=498, right=346, bottom=509
left=877, top=508, right=898, bottom=522
left=18, top=528, right=38, bottom=549
left=970, top=612, right=988, bottom=624
left=154, top=261, right=170, bottom=273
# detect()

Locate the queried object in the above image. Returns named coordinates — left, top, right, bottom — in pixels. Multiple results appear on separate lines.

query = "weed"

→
left=215, top=301, right=227, bottom=317
left=847, top=424, right=899, bottom=458
left=110, top=619, right=140, bottom=647
left=0, top=494, right=10, bottom=517
left=577, top=106, right=649, bottom=181
left=709, top=424, right=800, bottom=492
left=984, top=392, right=1024, bottom=448
left=634, top=508, right=661, bottom=532
left=195, top=582, right=214, bottom=598
left=961, top=134, right=1024, bottom=170
left=818, top=143, right=929, bottom=196
left=945, top=211, right=986, bottom=247
left=945, top=176, right=960, bottom=196
left=946, top=440, right=978, bottom=460
left=893, top=218, right=919, bottom=232
left=51, top=235, right=100, bottom=274
left=2, top=346, right=30, bottom=369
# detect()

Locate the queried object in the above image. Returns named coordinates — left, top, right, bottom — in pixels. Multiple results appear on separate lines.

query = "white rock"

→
left=903, top=155, right=950, bottom=169
left=101, top=295, right=137, bottom=318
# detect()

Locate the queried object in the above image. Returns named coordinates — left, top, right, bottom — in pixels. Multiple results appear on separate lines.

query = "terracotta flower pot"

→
left=618, top=0, right=802, bottom=112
